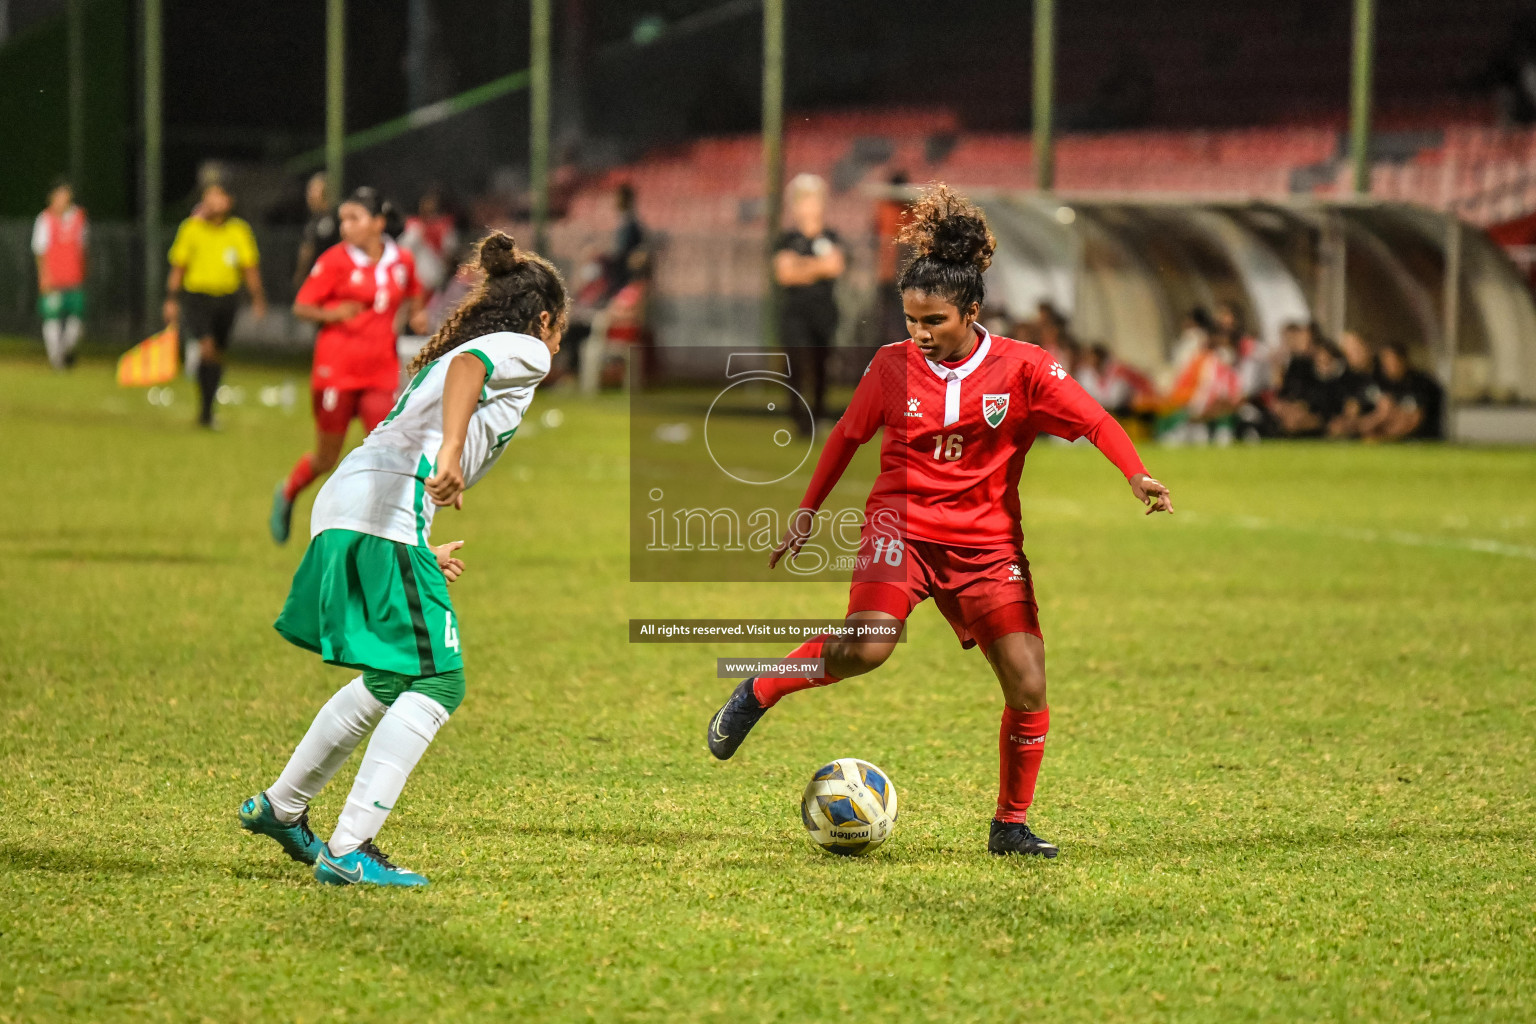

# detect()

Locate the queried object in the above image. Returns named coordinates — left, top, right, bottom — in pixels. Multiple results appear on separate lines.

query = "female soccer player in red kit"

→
left=707, top=186, right=1173, bottom=857
left=271, top=188, right=426, bottom=542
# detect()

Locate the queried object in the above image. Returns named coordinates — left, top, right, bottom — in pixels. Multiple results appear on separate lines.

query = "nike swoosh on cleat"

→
left=710, top=711, right=729, bottom=744
left=324, top=856, right=365, bottom=884
left=372, top=801, right=393, bottom=810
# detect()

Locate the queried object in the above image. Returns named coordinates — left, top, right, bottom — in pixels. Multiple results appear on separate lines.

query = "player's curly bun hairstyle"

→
left=896, top=184, right=995, bottom=313
left=408, top=231, right=568, bottom=374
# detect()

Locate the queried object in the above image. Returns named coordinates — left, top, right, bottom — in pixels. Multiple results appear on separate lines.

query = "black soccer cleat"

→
left=988, top=819, right=1060, bottom=858
left=707, top=677, right=769, bottom=760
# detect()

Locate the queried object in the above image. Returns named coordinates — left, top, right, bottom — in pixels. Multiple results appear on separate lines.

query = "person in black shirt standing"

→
left=608, top=183, right=645, bottom=296
left=774, top=173, right=845, bottom=429
left=294, top=172, right=341, bottom=289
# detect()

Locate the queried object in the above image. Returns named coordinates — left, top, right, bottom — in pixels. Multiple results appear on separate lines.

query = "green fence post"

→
left=530, top=0, right=552, bottom=254
left=1033, top=0, right=1055, bottom=193
left=761, top=0, right=784, bottom=348
left=141, top=0, right=162, bottom=326
left=327, top=0, right=346, bottom=195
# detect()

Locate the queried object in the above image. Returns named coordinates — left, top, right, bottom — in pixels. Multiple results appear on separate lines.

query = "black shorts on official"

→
left=179, top=292, right=240, bottom=350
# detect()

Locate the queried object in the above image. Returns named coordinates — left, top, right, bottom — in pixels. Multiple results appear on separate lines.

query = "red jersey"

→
left=297, top=240, right=420, bottom=391
left=32, top=206, right=88, bottom=290
left=404, top=213, right=455, bottom=257
left=799, top=326, right=1147, bottom=548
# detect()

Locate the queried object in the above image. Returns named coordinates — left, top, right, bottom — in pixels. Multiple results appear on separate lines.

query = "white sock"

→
left=62, top=316, right=82, bottom=356
left=266, top=676, right=386, bottom=822
left=184, top=340, right=200, bottom=379
left=329, top=691, right=450, bottom=856
left=42, top=320, right=63, bottom=369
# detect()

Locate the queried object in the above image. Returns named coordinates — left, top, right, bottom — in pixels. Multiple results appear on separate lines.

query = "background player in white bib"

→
left=238, top=232, right=568, bottom=887
left=32, top=179, right=89, bottom=370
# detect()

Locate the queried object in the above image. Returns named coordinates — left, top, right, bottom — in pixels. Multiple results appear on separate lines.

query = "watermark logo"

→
left=630, top=346, right=909, bottom=582
left=703, top=352, right=815, bottom=486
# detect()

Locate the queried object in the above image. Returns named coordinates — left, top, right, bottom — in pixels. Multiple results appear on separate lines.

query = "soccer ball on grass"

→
left=800, top=757, right=898, bottom=856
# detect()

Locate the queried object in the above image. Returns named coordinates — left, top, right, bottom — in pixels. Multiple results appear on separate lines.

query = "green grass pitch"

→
left=1, top=341, right=1533, bottom=1022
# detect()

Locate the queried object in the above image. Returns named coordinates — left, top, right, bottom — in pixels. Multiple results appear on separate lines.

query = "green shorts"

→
left=275, top=529, right=463, bottom=678
left=38, top=288, right=86, bottom=320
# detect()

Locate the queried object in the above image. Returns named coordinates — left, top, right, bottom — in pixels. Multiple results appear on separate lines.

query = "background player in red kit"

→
left=706, top=185, right=1174, bottom=857
left=270, top=187, right=425, bottom=543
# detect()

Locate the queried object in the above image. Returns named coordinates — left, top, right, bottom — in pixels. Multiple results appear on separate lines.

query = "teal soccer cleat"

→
left=269, top=481, right=293, bottom=544
left=314, top=840, right=429, bottom=888
left=239, top=792, right=324, bottom=864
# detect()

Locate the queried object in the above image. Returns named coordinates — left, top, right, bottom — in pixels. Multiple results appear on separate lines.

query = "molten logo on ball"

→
left=800, top=757, right=899, bottom=856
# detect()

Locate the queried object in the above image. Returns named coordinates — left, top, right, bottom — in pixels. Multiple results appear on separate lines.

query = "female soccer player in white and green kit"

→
left=239, top=232, right=567, bottom=887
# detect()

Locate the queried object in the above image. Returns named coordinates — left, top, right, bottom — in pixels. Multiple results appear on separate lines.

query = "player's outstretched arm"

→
left=1029, top=361, right=1172, bottom=516
left=770, top=357, right=886, bottom=567
left=768, top=421, right=863, bottom=568
left=426, top=353, right=488, bottom=509
left=1129, top=473, right=1174, bottom=515
left=1082, top=413, right=1172, bottom=514
left=769, top=508, right=819, bottom=568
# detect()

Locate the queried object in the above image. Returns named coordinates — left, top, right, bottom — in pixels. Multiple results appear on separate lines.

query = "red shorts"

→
left=312, top=386, right=396, bottom=436
left=847, top=529, right=1041, bottom=652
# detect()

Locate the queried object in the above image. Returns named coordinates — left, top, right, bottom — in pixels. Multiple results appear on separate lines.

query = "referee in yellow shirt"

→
left=163, top=182, right=267, bottom=428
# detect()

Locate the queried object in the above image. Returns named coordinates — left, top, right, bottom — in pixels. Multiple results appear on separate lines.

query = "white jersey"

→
left=311, top=331, right=551, bottom=546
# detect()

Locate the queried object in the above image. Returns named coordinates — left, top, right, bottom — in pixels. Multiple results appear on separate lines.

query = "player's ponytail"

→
left=407, top=231, right=568, bottom=374
left=895, top=183, right=995, bottom=313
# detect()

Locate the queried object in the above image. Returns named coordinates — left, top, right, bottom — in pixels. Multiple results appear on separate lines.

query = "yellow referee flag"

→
left=116, top=326, right=180, bottom=387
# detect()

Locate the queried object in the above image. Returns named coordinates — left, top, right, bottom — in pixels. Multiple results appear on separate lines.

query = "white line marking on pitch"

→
left=1230, top=515, right=1536, bottom=561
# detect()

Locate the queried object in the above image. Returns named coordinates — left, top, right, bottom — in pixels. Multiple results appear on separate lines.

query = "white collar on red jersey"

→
left=922, top=323, right=992, bottom=381
left=344, top=237, right=401, bottom=269
left=923, top=324, right=993, bottom=427
left=345, top=238, right=402, bottom=296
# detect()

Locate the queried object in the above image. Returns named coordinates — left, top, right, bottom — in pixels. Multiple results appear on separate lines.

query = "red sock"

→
left=751, top=638, right=842, bottom=708
left=996, top=705, right=1049, bottom=823
left=283, top=454, right=318, bottom=503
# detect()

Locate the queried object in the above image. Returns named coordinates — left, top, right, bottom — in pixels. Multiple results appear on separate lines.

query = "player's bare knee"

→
left=987, top=634, right=1047, bottom=711
left=1001, top=670, right=1047, bottom=712
left=830, top=639, right=894, bottom=677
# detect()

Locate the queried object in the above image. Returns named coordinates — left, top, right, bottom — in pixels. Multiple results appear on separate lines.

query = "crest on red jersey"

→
left=982, top=393, right=1009, bottom=428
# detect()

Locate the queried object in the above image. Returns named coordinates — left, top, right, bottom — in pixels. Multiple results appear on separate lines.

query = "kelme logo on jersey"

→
left=905, top=397, right=923, bottom=418
left=982, top=393, right=1010, bottom=428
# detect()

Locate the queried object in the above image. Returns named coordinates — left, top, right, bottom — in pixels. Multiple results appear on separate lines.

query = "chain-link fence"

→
left=1, top=217, right=885, bottom=378
left=0, top=219, right=306, bottom=349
